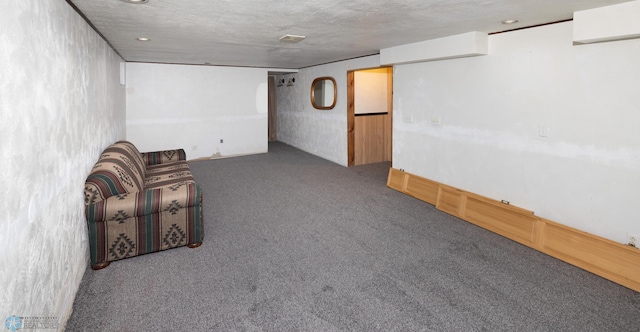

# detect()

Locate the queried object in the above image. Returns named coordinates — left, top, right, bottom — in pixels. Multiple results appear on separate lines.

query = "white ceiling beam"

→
left=573, top=1, right=640, bottom=44
left=380, top=31, right=489, bottom=66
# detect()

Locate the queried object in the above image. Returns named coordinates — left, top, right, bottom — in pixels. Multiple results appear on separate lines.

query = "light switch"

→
left=404, top=113, right=413, bottom=123
left=539, top=125, right=550, bottom=137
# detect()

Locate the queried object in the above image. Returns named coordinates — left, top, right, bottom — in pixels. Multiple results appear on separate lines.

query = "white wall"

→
left=126, top=63, right=268, bottom=159
left=392, top=21, right=640, bottom=244
left=0, top=1, right=125, bottom=329
left=355, top=68, right=389, bottom=114
left=276, top=55, right=381, bottom=166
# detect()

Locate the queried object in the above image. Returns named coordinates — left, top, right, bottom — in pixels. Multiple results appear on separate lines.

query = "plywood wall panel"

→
left=540, top=220, right=640, bottom=290
left=464, top=196, right=538, bottom=246
left=354, top=114, right=391, bottom=165
left=386, top=168, right=406, bottom=192
left=405, top=175, right=440, bottom=205
left=387, top=168, right=640, bottom=292
left=436, top=185, right=465, bottom=216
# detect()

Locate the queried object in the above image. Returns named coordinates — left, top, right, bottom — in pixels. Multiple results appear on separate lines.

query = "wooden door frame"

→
left=347, top=71, right=355, bottom=166
left=267, top=75, right=277, bottom=142
left=347, top=67, right=393, bottom=167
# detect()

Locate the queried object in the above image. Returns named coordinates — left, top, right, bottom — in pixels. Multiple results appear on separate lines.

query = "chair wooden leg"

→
left=91, top=261, right=110, bottom=270
left=187, top=242, right=202, bottom=248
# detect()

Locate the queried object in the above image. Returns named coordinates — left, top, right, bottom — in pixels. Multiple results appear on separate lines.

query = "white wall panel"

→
left=392, top=21, right=640, bottom=243
left=0, top=1, right=125, bottom=328
left=126, top=63, right=268, bottom=159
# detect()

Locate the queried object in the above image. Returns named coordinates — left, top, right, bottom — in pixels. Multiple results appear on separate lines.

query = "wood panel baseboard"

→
left=387, top=168, right=439, bottom=205
left=386, top=168, right=640, bottom=293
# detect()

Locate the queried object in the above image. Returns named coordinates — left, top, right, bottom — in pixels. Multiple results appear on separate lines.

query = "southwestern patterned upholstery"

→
left=84, top=140, right=203, bottom=269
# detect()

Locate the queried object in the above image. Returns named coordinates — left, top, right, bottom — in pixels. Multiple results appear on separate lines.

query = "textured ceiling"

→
left=69, top=0, right=631, bottom=69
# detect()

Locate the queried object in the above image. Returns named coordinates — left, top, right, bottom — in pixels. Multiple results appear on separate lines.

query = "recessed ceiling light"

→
left=121, top=0, right=149, bottom=3
left=279, top=34, right=306, bottom=43
left=136, top=37, right=150, bottom=41
left=500, top=19, right=519, bottom=25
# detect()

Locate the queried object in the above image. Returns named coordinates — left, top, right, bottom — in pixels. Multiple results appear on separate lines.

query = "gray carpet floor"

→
left=67, top=142, right=640, bottom=331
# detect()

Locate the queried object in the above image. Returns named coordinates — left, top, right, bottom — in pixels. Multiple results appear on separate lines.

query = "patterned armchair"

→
left=84, top=140, right=203, bottom=270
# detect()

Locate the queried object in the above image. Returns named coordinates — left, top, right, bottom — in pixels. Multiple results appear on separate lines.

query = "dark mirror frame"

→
left=310, top=77, right=337, bottom=110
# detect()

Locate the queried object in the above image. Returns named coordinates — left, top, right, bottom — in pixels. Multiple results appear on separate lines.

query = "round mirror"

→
left=310, top=77, right=337, bottom=110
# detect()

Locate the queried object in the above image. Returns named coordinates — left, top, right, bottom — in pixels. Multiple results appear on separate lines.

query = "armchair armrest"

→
left=86, top=182, right=200, bottom=224
left=141, top=148, right=186, bottom=166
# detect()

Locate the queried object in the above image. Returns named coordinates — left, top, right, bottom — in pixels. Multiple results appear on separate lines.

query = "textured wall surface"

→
left=126, top=63, right=268, bottom=160
left=0, top=1, right=125, bottom=329
left=392, top=21, right=640, bottom=244
left=276, top=55, right=380, bottom=166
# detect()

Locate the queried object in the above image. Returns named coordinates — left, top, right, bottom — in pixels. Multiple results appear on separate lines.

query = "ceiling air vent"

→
left=279, top=34, right=306, bottom=43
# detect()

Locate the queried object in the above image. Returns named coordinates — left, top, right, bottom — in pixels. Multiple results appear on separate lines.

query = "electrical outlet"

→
left=191, top=145, right=197, bottom=151
left=627, top=233, right=639, bottom=248
left=431, top=115, right=442, bottom=126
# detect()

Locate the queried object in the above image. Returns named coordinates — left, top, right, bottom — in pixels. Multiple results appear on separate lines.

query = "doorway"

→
left=347, top=67, right=393, bottom=166
left=267, top=76, right=277, bottom=142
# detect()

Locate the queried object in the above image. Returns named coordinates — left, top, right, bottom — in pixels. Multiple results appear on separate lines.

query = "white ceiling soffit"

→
left=68, top=0, right=632, bottom=69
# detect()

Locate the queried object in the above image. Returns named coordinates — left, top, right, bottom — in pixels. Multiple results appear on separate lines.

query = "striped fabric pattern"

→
left=85, top=142, right=147, bottom=203
left=84, top=141, right=203, bottom=268
left=115, top=140, right=147, bottom=178
left=141, top=148, right=186, bottom=166
left=144, top=161, right=195, bottom=189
